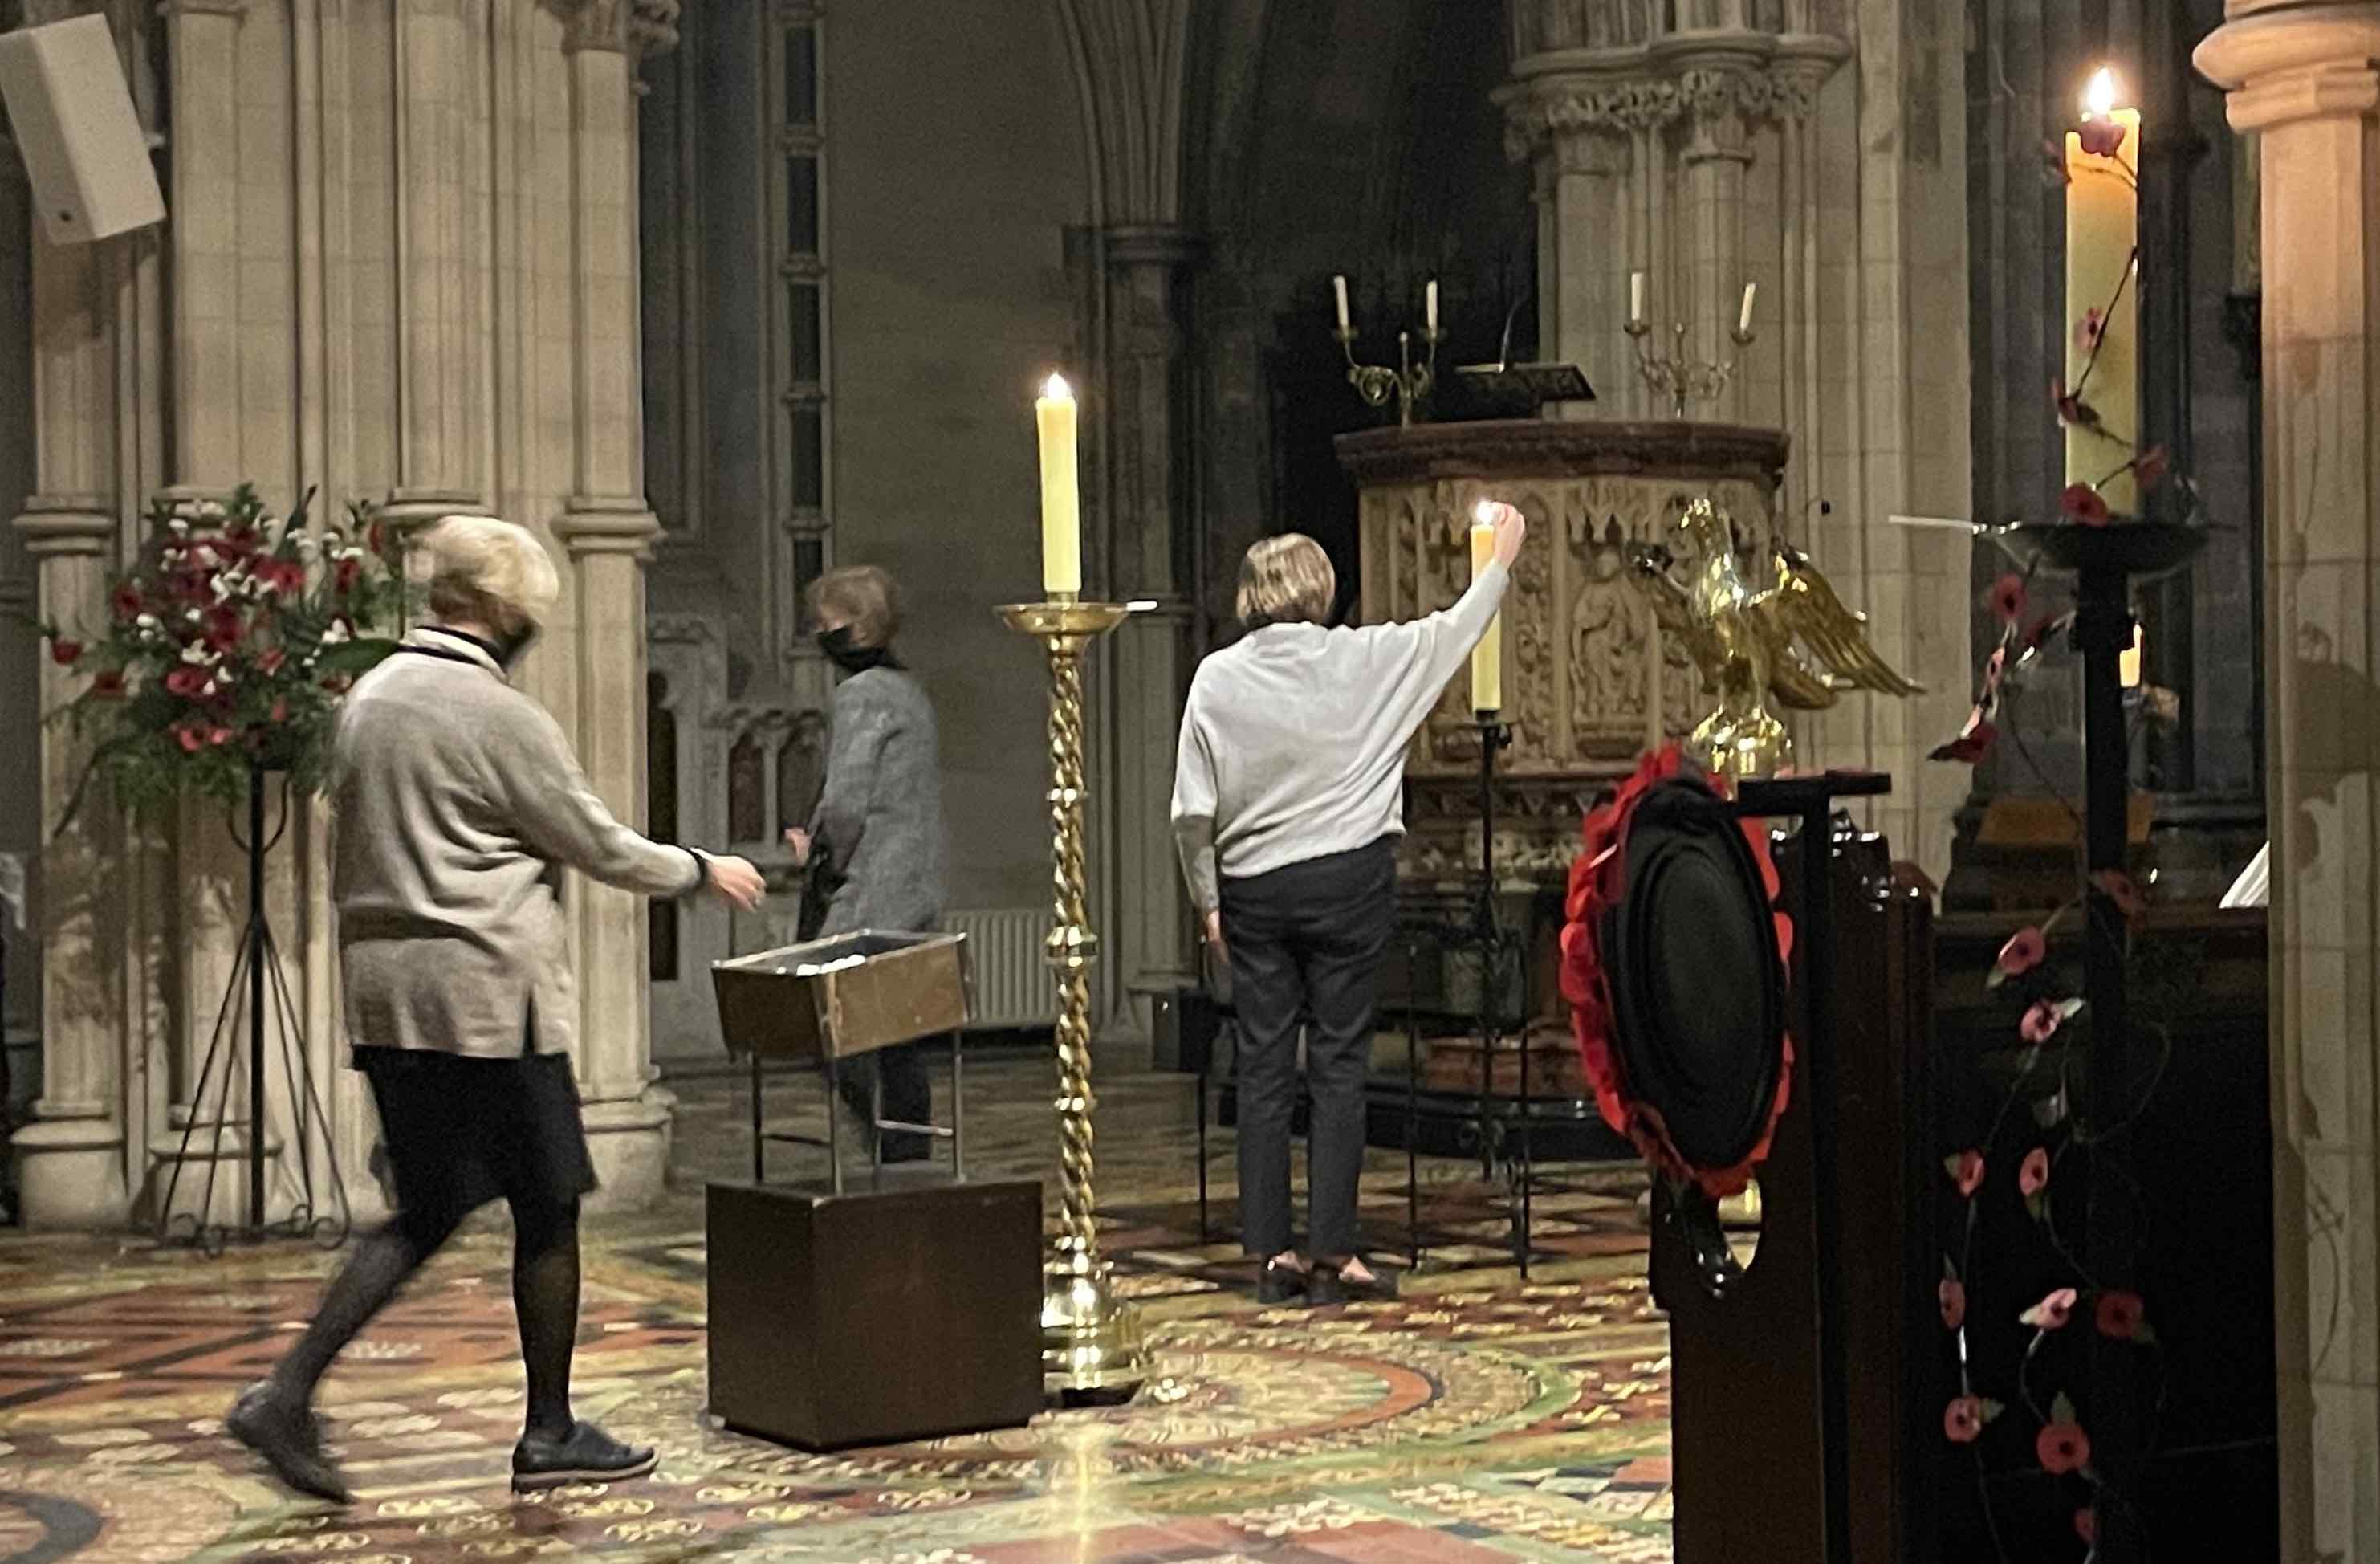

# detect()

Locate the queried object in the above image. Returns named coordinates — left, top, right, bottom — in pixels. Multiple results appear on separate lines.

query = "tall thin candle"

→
left=1470, top=502, right=1503, bottom=713
left=1035, top=374, right=1082, bottom=597
left=2065, top=68, right=2142, bottom=516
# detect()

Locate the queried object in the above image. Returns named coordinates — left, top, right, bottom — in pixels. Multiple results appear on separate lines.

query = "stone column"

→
left=1674, top=59, right=1763, bottom=410
left=555, top=1, right=671, bottom=1205
left=1499, top=87, right=1636, bottom=417
left=2195, top=9, right=2380, bottom=1557
left=1103, top=226, right=1199, bottom=1044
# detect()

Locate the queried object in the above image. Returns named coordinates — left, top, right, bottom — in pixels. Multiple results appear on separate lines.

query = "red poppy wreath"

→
left=1560, top=744, right=1796, bottom=1201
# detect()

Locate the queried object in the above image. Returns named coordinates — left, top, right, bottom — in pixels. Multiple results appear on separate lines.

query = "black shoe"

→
left=1255, top=1259, right=1309, bottom=1305
left=228, top=1383, right=351, bottom=1505
left=1310, top=1262, right=1399, bottom=1307
left=511, top=1421, right=658, bottom=1493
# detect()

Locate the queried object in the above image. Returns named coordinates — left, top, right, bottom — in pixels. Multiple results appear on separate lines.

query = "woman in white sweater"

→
left=1172, top=503, right=1524, bottom=1305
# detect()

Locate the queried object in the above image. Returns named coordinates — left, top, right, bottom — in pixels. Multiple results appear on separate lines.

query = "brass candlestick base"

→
left=1338, top=324, right=1444, bottom=426
left=1624, top=319, right=1756, bottom=420
left=998, top=597, right=1149, bottom=1396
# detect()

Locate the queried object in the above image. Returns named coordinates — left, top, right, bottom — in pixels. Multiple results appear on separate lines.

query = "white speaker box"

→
left=0, top=14, right=165, bottom=244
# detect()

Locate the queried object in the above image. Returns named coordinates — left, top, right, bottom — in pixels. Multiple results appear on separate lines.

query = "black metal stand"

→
left=157, top=764, right=350, bottom=1255
left=1468, top=713, right=1538, bottom=1279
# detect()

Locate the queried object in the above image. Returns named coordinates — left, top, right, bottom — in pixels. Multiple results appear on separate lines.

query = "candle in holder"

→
left=1332, top=274, right=1351, bottom=332
left=1426, top=279, right=1438, bottom=334
left=1035, top=373, right=1082, bottom=597
left=2120, top=623, right=2144, bottom=690
left=1738, top=282, right=1757, bottom=336
left=2065, top=67, right=2142, bottom=516
left=1470, top=501, right=1503, bottom=713
left=1629, top=271, right=1646, bottom=325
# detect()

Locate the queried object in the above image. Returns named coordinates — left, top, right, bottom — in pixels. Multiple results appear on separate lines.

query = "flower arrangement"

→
left=35, top=485, right=410, bottom=833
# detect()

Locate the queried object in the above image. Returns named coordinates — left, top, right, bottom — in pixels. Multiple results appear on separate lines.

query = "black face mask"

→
left=817, top=626, right=899, bottom=675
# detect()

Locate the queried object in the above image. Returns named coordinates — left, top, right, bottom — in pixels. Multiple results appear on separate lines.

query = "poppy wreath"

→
left=1559, top=744, right=1796, bottom=1201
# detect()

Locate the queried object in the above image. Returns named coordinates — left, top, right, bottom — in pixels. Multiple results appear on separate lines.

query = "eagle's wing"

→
left=1764, top=542, right=1926, bottom=697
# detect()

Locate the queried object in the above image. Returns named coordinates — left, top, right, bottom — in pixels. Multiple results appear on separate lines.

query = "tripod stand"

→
left=156, top=763, right=350, bottom=1254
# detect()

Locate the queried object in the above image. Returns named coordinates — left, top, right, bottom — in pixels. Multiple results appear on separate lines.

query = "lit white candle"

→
left=2120, top=623, right=2143, bottom=690
left=1426, top=279, right=1438, bottom=333
left=1332, top=274, right=1350, bottom=332
left=1630, top=271, right=1646, bottom=325
left=1470, top=500, right=1503, bottom=713
left=1739, top=282, right=1758, bottom=336
left=2066, top=67, right=2142, bottom=515
left=1035, top=374, right=1081, bottom=597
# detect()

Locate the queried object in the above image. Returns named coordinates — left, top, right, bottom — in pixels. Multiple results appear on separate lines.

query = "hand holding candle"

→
left=1035, top=374, right=1082, bottom=597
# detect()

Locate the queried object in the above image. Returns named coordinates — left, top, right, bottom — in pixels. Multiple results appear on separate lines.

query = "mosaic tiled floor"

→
left=0, top=1056, right=1674, bottom=1562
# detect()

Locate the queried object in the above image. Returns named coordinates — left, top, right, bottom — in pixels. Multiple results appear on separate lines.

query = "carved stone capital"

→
left=559, top=0, right=679, bottom=58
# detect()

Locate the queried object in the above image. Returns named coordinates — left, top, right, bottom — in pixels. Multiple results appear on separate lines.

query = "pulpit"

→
left=1336, top=418, right=1790, bottom=1095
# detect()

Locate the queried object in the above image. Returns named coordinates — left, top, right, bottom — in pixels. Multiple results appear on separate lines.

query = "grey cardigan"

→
left=807, top=666, right=946, bottom=937
left=332, top=627, right=706, bottom=1060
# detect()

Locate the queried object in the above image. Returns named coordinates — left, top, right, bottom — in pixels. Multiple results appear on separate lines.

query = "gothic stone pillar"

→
left=2197, top=7, right=2380, bottom=1556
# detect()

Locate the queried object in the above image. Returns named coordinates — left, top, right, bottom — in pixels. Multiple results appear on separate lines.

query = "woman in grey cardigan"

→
left=1172, top=506, right=1523, bottom=1305
left=229, top=516, right=764, bottom=1503
left=786, top=564, right=947, bottom=1162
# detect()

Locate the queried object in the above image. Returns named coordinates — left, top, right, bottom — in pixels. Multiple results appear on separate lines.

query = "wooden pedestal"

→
left=706, top=1179, right=1044, bottom=1450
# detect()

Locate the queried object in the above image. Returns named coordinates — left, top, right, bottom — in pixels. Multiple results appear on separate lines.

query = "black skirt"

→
left=357, top=1045, right=598, bottom=1217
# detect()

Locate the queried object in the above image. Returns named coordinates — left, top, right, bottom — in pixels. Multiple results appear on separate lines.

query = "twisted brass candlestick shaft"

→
left=999, top=598, right=1145, bottom=1396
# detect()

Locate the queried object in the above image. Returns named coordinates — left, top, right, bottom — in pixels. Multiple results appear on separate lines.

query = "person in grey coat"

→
left=228, top=515, right=764, bottom=1504
left=785, top=564, right=947, bottom=1161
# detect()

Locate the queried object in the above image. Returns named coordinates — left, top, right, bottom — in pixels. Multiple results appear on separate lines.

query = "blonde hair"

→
left=1235, top=534, right=1336, bottom=630
left=806, top=564, right=901, bottom=648
left=417, top=515, right=561, bottom=634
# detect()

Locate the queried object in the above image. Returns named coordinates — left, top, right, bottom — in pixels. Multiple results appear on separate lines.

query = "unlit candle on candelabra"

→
left=1426, top=279, right=1438, bottom=333
left=2066, top=67, right=2141, bottom=516
left=1739, top=283, right=1757, bottom=336
left=1470, top=501, right=1503, bottom=712
left=1035, top=374, right=1082, bottom=597
left=1629, top=271, right=1646, bottom=325
left=1332, top=274, right=1351, bottom=332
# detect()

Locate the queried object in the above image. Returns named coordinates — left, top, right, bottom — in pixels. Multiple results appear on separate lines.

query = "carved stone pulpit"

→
left=1337, top=418, right=1789, bottom=889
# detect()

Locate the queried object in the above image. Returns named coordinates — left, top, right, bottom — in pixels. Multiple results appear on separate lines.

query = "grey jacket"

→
left=807, top=666, right=946, bottom=937
left=332, top=626, right=706, bottom=1059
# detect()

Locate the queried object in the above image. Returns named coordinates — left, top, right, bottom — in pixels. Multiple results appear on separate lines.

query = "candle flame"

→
left=1041, top=373, right=1072, bottom=402
left=2085, top=67, right=2119, bottom=118
left=1473, top=499, right=1496, bottom=526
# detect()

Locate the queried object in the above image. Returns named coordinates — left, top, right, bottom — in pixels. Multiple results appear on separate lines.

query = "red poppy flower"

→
left=165, top=666, right=210, bottom=699
left=2134, top=444, right=2170, bottom=491
left=2061, top=483, right=2112, bottom=526
left=48, top=637, right=84, bottom=666
left=2037, top=1419, right=2092, bottom=1475
left=2093, top=869, right=2147, bottom=926
left=1939, top=1279, right=1967, bottom=1331
left=2052, top=378, right=2099, bottom=430
left=2021, top=1286, right=2078, bottom=1330
left=204, top=607, right=244, bottom=652
left=111, top=584, right=144, bottom=621
left=1998, top=927, right=2047, bottom=978
left=218, top=526, right=259, bottom=557
left=205, top=725, right=234, bottom=747
left=2096, top=1289, right=2146, bottom=1340
left=258, top=646, right=287, bottom=675
left=2077, top=117, right=2126, bottom=158
left=366, top=520, right=387, bottom=556
left=334, top=556, right=361, bottom=593
left=269, top=697, right=290, bottom=724
left=1931, top=712, right=1997, bottom=765
left=1987, top=573, right=2028, bottom=625
left=2074, top=307, right=2105, bottom=356
left=2019, top=1147, right=2052, bottom=1197
left=1949, top=1149, right=1986, bottom=1199
left=174, top=726, right=206, bottom=754
left=2076, top=1509, right=2098, bottom=1546
left=91, top=670, right=125, bottom=699
left=1943, top=1396, right=1987, bottom=1444
left=2022, top=613, right=2063, bottom=654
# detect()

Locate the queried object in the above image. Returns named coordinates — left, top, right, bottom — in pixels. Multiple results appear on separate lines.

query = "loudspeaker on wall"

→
left=0, top=14, right=165, bottom=244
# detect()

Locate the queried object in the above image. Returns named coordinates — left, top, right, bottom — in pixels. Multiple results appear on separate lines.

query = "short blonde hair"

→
left=417, top=515, right=560, bottom=634
left=807, top=564, right=901, bottom=648
left=1236, top=534, right=1336, bottom=629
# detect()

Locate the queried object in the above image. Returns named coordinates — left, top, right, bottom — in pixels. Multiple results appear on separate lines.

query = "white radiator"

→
left=945, top=907, right=1056, bottom=1029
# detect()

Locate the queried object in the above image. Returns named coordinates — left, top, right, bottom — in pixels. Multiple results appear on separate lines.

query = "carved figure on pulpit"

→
left=1568, top=514, right=1650, bottom=757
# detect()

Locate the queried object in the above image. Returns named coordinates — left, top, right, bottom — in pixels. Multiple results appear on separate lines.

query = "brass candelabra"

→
left=1624, top=319, right=1756, bottom=420
left=996, top=596, right=1149, bottom=1398
left=1339, top=324, right=1444, bottom=426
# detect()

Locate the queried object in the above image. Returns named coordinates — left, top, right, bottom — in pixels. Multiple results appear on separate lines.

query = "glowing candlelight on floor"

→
left=1470, top=501, right=1503, bottom=713
left=2066, top=67, right=2142, bottom=515
left=1035, top=374, right=1082, bottom=597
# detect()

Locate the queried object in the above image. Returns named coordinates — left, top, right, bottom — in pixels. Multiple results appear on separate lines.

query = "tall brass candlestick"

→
left=998, top=597, right=1149, bottom=1397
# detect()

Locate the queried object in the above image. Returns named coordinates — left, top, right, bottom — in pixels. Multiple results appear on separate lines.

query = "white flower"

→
left=210, top=575, right=233, bottom=601
left=295, top=536, right=321, bottom=560
left=179, top=642, right=211, bottom=665
left=335, top=546, right=364, bottom=563
left=182, top=608, right=202, bottom=624
left=321, top=621, right=352, bottom=646
left=197, top=499, right=226, bottom=521
left=135, top=613, right=158, bottom=630
left=166, top=517, right=189, bottom=536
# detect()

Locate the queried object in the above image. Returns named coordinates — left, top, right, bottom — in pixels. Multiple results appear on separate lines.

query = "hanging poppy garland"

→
left=1560, top=744, right=1796, bottom=1201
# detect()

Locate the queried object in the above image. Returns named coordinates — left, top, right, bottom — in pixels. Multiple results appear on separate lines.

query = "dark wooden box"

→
left=706, top=1179, right=1043, bottom=1449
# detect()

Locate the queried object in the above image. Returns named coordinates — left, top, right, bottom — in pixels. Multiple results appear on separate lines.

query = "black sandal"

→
left=1256, top=1258, right=1309, bottom=1305
left=1310, top=1261, right=1399, bottom=1306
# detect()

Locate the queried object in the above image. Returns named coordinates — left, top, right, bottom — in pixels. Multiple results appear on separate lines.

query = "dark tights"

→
left=269, top=1192, right=581, bottom=1439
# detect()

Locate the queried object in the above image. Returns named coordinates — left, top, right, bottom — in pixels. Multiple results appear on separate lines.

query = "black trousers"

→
left=1218, top=837, right=1396, bottom=1261
left=832, top=1045, right=934, bottom=1161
